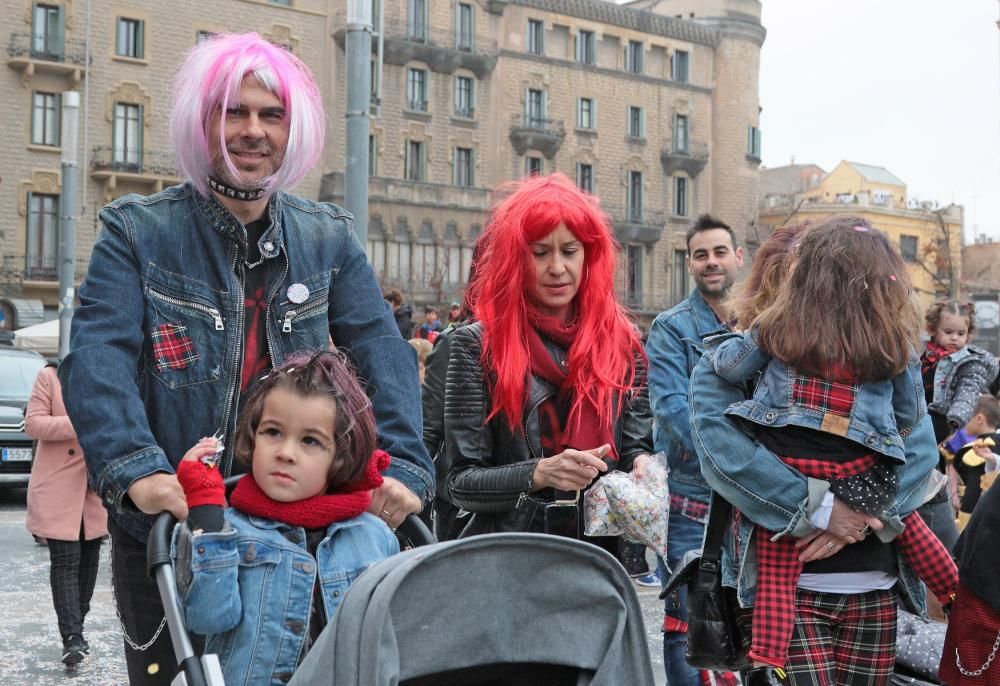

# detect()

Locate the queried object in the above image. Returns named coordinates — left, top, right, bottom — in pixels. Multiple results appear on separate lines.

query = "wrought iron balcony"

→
left=7, top=31, right=89, bottom=65
left=90, top=147, right=178, bottom=177
left=602, top=204, right=667, bottom=246
left=509, top=114, right=565, bottom=159
left=660, top=140, right=709, bottom=178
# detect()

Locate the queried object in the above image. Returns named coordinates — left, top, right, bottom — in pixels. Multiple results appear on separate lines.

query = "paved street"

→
left=0, top=488, right=668, bottom=685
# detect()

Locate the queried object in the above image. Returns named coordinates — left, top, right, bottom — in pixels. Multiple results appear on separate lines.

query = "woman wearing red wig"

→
left=442, top=173, right=653, bottom=541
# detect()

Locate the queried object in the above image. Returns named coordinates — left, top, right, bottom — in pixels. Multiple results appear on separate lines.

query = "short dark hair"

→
left=973, top=394, right=1000, bottom=429
left=234, top=351, right=376, bottom=494
left=424, top=306, right=438, bottom=315
left=383, top=288, right=403, bottom=307
left=686, top=214, right=737, bottom=252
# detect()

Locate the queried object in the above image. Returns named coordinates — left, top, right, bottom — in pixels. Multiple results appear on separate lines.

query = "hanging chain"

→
left=955, top=628, right=1000, bottom=677
left=108, top=533, right=168, bottom=651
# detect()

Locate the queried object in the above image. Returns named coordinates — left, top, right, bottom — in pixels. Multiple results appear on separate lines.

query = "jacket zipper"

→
left=147, top=287, right=224, bottom=330
left=266, top=251, right=290, bottom=346
left=280, top=296, right=326, bottom=334
left=219, top=245, right=244, bottom=476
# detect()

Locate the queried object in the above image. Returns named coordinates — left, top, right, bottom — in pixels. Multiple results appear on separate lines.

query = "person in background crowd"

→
left=919, top=299, right=998, bottom=551
left=447, top=301, right=462, bottom=325
left=645, top=214, right=743, bottom=686
left=442, top=172, right=653, bottom=546
left=417, top=307, right=443, bottom=342
left=940, top=394, right=1000, bottom=526
left=60, top=32, right=432, bottom=685
left=25, top=362, right=108, bottom=666
left=408, top=338, right=433, bottom=384
left=384, top=288, right=414, bottom=340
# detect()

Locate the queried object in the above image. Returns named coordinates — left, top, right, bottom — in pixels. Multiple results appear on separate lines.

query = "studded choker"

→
left=208, top=177, right=266, bottom=201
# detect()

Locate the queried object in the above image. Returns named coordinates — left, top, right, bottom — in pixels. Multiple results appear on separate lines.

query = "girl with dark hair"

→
left=710, top=216, right=957, bottom=685
left=171, top=351, right=399, bottom=684
left=442, top=172, right=653, bottom=541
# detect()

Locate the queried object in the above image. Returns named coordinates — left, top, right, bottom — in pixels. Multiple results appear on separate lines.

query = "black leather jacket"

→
left=443, top=322, right=654, bottom=533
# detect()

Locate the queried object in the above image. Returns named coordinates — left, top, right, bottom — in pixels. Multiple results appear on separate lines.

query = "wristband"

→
left=176, top=459, right=226, bottom=509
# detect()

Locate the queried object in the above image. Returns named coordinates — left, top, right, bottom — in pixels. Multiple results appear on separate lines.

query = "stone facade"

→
left=1, top=0, right=764, bottom=326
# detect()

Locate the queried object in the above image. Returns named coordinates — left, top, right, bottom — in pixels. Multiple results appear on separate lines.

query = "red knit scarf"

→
left=922, top=341, right=954, bottom=392
left=229, top=449, right=391, bottom=529
left=527, top=311, right=618, bottom=460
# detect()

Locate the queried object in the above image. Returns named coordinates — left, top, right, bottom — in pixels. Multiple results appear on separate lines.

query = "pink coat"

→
left=25, top=366, right=107, bottom=541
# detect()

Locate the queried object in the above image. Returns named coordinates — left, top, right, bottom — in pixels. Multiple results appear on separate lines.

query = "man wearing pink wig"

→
left=60, top=33, right=432, bottom=684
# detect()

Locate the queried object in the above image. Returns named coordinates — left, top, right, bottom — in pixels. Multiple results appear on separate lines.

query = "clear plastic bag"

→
left=583, top=452, right=669, bottom=558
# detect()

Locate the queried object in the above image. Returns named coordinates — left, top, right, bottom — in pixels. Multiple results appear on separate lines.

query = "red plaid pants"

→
left=751, top=455, right=958, bottom=668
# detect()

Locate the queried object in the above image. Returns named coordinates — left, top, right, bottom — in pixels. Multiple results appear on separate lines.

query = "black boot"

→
left=61, top=634, right=85, bottom=665
left=743, top=666, right=787, bottom=685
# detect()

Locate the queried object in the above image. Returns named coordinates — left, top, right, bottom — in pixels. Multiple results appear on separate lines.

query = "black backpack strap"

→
left=700, top=492, right=732, bottom=565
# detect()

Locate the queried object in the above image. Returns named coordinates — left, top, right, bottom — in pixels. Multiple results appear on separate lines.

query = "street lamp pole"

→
left=58, top=91, right=80, bottom=360
left=345, top=0, right=373, bottom=248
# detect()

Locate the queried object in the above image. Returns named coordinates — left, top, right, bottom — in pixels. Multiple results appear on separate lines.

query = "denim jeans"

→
left=109, top=518, right=202, bottom=686
left=47, top=529, right=101, bottom=639
left=916, top=496, right=960, bottom=553
left=660, top=509, right=706, bottom=686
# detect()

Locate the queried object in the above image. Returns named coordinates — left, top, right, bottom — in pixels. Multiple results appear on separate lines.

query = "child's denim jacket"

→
left=172, top=509, right=398, bottom=686
left=713, top=330, right=926, bottom=463
left=927, top=344, right=999, bottom=427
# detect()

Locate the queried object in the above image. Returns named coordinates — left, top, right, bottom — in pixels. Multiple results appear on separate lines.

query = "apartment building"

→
left=1, top=0, right=764, bottom=326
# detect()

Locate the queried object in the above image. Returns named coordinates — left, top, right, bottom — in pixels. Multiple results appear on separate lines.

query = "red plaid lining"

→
left=669, top=493, right=710, bottom=524
left=751, top=456, right=958, bottom=668
left=792, top=375, right=858, bottom=417
left=151, top=322, right=198, bottom=373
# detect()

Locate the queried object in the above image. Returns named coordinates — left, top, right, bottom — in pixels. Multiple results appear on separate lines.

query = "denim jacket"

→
left=688, top=339, right=938, bottom=615
left=61, top=184, right=433, bottom=541
left=172, top=509, right=398, bottom=685
left=646, top=289, right=729, bottom=503
left=928, top=344, right=999, bottom=427
left=713, top=330, right=925, bottom=462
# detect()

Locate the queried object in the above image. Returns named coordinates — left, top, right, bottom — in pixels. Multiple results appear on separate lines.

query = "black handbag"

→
left=660, top=493, right=750, bottom=672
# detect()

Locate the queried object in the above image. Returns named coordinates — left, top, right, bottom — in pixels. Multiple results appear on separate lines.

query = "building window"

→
left=575, top=30, right=595, bottom=65
left=406, top=68, right=427, bottom=111
left=455, top=3, right=473, bottom=51
left=368, top=134, right=377, bottom=176
left=116, top=18, right=144, bottom=59
left=747, top=126, right=762, bottom=159
left=454, top=76, right=474, bottom=118
left=407, top=0, right=427, bottom=40
left=625, top=40, right=643, bottom=74
left=526, top=156, right=542, bottom=177
left=671, top=50, right=689, bottom=83
left=526, top=19, right=544, bottom=55
left=370, top=59, right=379, bottom=104
left=526, top=88, right=545, bottom=126
left=31, top=91, right=61, bottom=146
left=454, top=147, right=474, bottom=187
left=674, top=176, right=688, bottom=217
left=900, top=235, right=919, bottom=262
left=268, top=0, right=292, bottom=5
left=625, top=244, right=642, bottom=307
left=627, top=171, right=643, bottom=222
left=576, top=163, right=593, bottom=193
left=32, top=3, right=63, bottom=59
left=26, top=193, right=59, bottom=279
left=404, top=140, right=424, bottom=181
left=672, top=248, right=689, bottom=305
left=413, top=240, right=436, bottom=288
left=577, top=97, right=595, bottom=129
left=113, top=102, right=143, bottom=168
left=627, top=106, right=644, bottom=138
left=673, top=114, right=689, bottom=153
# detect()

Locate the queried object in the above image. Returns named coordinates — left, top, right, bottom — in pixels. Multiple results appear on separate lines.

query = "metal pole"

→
left=345, top=0, right=372, bottom=248
left=58, top=91, right=80, bottom=360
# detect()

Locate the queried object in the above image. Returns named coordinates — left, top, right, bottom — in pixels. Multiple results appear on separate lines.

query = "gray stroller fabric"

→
left=894, top=608, right=945, bottom=684
left=290, top=533, right=655, bottom=686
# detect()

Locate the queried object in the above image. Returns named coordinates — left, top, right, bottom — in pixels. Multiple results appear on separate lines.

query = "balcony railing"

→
left=406, top=98, right=428, bottom=113
left=602, top=203, right=667, bottom=246
left=660, top=140, right=709, bottom=178
left=509, top=114, right=565, bottom=159
left=1, top=254, right=89, bottom=285
left=90, top=147, right=178, bottom=177
left=453, top=106, right=475, bottom=119
left=7, top=31, right=88, bottom=65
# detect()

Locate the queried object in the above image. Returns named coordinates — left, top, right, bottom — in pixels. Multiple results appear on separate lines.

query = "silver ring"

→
left=826, top=541, right=835, bottom=550
left=859, top=525, right=871, bottom=538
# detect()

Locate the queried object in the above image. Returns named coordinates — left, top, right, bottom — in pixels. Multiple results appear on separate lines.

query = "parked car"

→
left=0, top=348, right=47, bottom=488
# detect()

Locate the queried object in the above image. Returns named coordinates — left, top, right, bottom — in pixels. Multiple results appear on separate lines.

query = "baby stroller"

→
left=288, top=532, right=656, bottom=686
left=146, top=476, right=435, bottom=686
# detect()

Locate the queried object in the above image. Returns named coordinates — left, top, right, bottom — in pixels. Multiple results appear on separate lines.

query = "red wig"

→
left=469, top=172, right=645, bottom=432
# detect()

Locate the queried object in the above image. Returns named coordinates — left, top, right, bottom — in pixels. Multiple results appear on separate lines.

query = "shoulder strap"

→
left=701, top=492, right=731, bottom=564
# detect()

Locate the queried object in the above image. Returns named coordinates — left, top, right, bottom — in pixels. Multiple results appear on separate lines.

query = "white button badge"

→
left=287, top=283, right=310, bottom=304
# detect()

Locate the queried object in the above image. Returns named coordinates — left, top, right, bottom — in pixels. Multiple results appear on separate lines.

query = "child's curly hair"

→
left=233, top=350, right=376, bottom=493
left=727, top=221, right=810, bottom=330
left=925, top=299, right=977, bottom=338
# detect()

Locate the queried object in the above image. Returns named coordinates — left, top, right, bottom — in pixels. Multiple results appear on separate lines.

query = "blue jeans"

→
left=660, top=510, right=706, bottom=686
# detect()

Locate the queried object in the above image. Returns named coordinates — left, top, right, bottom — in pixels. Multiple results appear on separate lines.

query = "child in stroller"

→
left=170, top=351, right=400, bottom=685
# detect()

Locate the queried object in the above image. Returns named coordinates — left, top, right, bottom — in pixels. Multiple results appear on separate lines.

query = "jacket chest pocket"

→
left=682, top=337, right=707, bottom=370
left=143, top=267, right=227, bottom=389
left=273, top=277, right=330, bottom=353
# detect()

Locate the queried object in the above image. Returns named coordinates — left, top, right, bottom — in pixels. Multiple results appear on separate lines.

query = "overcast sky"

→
left=759, top=0, right=1000, bottom=243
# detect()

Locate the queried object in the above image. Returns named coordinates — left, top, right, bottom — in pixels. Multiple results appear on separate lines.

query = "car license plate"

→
left=1, top=448, right=32, bottom=462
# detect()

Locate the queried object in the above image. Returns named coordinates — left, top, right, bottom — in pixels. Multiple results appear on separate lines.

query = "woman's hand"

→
left=532, top=445, right=610, bottom=491
left=630, top=453, right=652, bottom=478
left=795, top=529, right=851, bottom=563
left=824, top=497, right=882, bottom=544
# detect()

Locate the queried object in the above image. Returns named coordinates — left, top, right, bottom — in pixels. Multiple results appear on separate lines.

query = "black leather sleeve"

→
left=618, top=355, right=654, bottom=471
left=421, top=331, right=451, bottom=459
left=444, top=324, right=540, bottom=513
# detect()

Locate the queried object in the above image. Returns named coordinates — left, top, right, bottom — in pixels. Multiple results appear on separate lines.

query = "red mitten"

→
left=176, top=459, right=226, bottom=508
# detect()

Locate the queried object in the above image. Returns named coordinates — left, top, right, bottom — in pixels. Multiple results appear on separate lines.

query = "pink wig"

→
left=169, top=32, right=325, bottom=198
left=470, top=172, right=645, bottom=432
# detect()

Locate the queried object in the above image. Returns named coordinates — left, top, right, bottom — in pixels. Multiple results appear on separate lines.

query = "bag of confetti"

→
left=583, top=452, right=669, bottom=558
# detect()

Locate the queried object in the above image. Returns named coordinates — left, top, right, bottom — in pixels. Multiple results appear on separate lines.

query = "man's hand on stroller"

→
left=369, top=477, right=421, bottom=529
left=127, top=473, right=189, bottom=521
